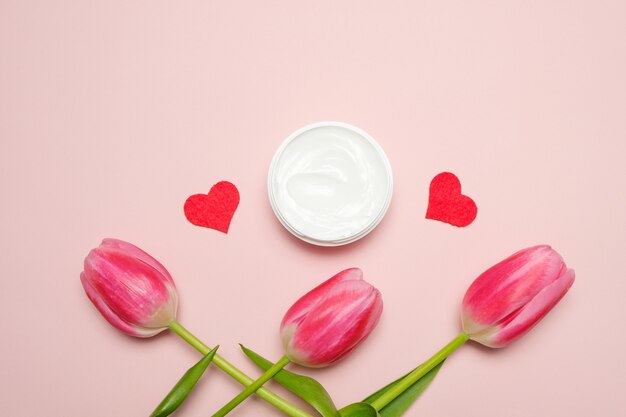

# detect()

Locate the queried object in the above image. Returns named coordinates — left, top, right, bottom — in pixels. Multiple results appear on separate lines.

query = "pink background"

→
left=1, top=1, right=625, bottom=416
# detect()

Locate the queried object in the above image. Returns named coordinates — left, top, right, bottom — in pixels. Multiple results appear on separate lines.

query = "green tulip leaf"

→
left=150, top=345, right=219, bottom=417
left=240, top=344, right=340, bottom=417
left=338, top=402, right=380, bottom=417
left=361, top=360, right=444, bottom=417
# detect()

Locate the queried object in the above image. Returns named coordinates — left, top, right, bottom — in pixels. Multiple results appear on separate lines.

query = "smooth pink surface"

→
left=1, top=1, right=625, bottom=416
left=281, top=267, right=383, bottom=367
left=461, top=245, right=575, bottom=348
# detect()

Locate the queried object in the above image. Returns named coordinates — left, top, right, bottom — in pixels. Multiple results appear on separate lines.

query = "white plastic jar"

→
left=268, top=122, right=393, bottom=246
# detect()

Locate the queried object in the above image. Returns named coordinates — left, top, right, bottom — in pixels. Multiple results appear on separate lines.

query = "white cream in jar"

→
left=268, top=122, right=393, bottom=246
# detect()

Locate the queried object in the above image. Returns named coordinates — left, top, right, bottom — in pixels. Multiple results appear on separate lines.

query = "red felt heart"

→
left=425, top=172, right=477, bottom=227
left=184, top=181, right=240, bottom=233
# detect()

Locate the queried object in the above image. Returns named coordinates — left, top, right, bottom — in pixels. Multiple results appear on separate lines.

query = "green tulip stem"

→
left=168, top=321, right=311, bottom=417
left=212, top=355, right=291, bottom=417
left=369, top=332, right=470, bottom=412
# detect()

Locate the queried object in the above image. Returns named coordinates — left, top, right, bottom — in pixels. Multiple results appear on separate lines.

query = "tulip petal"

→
left=281, top=268, right=363, bottom=330
left=477, top=268, right=575, bottom=348
left=462, top=245, right=565, bottom=334
left=84, top=248, right=176, bottom=327
left=494, top=268, right=575, bottom=346
left=100, top=238, right=176, bottom=287
left=286, top=279, right=382, bottom=367
left=80, top=272, right=163, bottom=337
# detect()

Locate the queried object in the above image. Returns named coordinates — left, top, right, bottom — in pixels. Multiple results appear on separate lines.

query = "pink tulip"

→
left=369, top=245, right=575, bottom=413
left=80, top=238, right=178, bottom=337
left=212, top=268, right=383, bottom=417
left=461, top=245, right=575, bottom=348
left=280, top=267, right=383, bottom=367
left=81, top=239, right=318, bottom=417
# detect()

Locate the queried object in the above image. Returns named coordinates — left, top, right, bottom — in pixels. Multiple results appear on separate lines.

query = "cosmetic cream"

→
left=268, top=122, right=393, bottom=246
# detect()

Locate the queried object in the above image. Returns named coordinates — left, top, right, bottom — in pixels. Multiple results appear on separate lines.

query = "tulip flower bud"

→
left=461, top=245, right=575, bottom=348
left=280, top=268, right=383, bottom=368
left=80, top=238, right=178, bottom=337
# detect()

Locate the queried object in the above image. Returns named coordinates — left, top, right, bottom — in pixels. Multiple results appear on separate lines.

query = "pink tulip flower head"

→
left=461, top=245, right=575, bottom=348
left=280, top=268, right=383, bottom=368
left=80, top=239, right=178, bottom=337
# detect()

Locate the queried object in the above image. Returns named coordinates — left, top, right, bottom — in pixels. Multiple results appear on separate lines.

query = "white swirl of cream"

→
left=269, top=122, right=392, bottom=245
